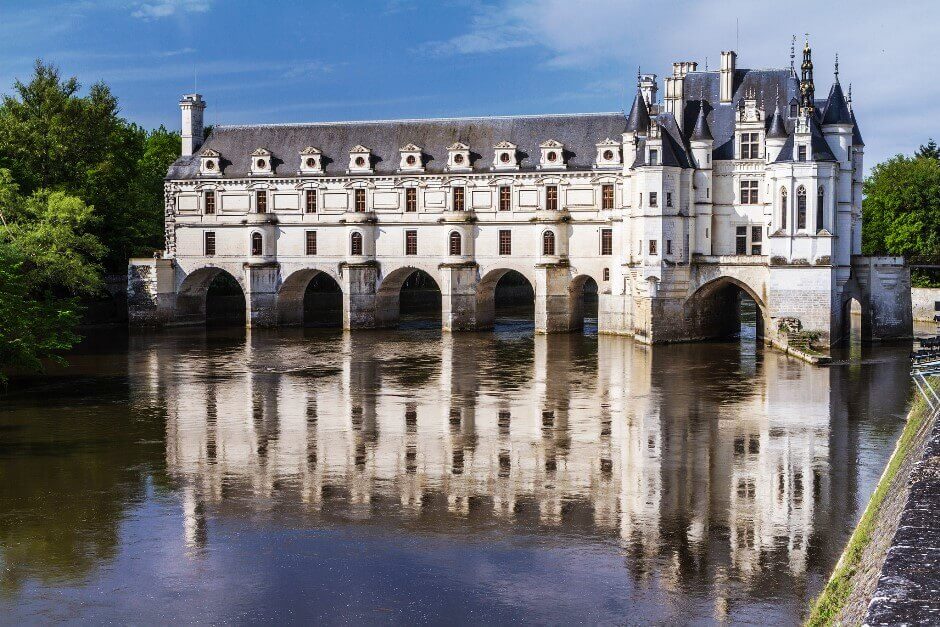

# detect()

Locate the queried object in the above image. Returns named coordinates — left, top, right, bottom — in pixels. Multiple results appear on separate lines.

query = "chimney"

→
left=639, top=73, right=658, bottom=107
left=720, top=51, right=736, bottom=103
left=665, top=61, right=698, bottom=131
left=180, top=93, right=206, bottom=157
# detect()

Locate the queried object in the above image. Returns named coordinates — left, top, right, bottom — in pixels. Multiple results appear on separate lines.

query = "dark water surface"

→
left=0, top=317, right=920, bottom=624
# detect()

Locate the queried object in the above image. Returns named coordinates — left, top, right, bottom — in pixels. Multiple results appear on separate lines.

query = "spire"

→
left=800, top=37, right=815, bottom=114
left=822, top=80, right=852, bottom=125
left=790, top=35, right=796, bottom=76
left=834, top=53, right=840, bottom=83
left=691, top=100, right=712, bottom=141
left=847, top=82, right=853, bottom=112
left=768, top=102, right=788, bottom=138
left=625, top=87, right=651, bottom=133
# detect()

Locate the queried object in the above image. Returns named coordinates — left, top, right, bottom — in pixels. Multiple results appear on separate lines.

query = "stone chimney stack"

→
left=664, top=61, right=698, bottom=131
left=180, top=93, right=206, bottom=157
left=720, top=51, right=736, bottom=103
left=639, top=74, right=658, bottom=107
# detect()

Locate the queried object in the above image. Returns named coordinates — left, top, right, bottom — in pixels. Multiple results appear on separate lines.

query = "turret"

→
left=180, top=93, right=206, bottom=157
left=689, top=101, right=713, bottom=165
left=690, top=101, right=714, bottom=255
left=799, top=40, right=815, bottom=115
left=766, top=103, right=789, bottom=162
left=625, top=86, right=651, bottom=135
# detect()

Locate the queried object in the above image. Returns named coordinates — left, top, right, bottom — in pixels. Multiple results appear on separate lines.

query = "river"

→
left=0, top=316, right=920, bottom=624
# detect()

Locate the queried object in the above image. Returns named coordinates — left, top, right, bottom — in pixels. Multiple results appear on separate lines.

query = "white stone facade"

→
left=129, top=44, right=912, bottom=346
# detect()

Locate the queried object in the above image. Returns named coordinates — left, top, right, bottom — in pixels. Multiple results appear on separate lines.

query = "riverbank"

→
left=807, top=383, right=937, bottom=625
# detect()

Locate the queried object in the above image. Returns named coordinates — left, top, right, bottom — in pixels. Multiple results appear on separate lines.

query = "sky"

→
left=0, top=0, right=937, bottom=170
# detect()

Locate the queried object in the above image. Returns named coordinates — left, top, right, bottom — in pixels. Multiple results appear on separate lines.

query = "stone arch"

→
left=685, top=276, right=769, bottom=341
left=278, top=268, right=344, bottom=326
left=569, top=273, right=600, bottom=331
left=376, top=265, right=442, bottom=327
left=476, top=267, right=536, bottom=330
left=177, top=266, right=246, bottom=325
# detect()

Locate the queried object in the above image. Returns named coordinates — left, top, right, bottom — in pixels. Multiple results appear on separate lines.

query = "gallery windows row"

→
left=202, top=228, right=615, bottom=258
left=195, top=184, right=617, bottom=215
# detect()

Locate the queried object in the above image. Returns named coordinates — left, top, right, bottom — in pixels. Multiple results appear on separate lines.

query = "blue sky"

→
left=0, top=0, right=937, bottom=169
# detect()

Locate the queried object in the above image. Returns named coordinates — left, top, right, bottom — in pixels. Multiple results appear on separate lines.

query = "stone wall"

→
left=911, top=287, right=940, bottom=323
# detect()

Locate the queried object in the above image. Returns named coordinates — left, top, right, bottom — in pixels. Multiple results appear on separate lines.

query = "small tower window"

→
left=449, top=231, right=462, bottom=256
left=649, top=150, right=659, bottom=165
left=602, top=184, right=614, bottom=210
left=350, top=232, right=363, bottom=256
left=650, top=192, right=658, bottom=207
left=499, top=186, right=511, bottom=211
left=305, top=231, right=317, bottom=255
left=736, top=226, right=747, bottom=254
left=649, top=239, right=657, bottom=255
left=354, top=188, right=366, bottom=212
left=751, top=226, right=762, bottom=255
left=797, top=186, right=807, bottom=229
left=405, top=230, right=417, bottom=255
left=406, top=188, right=417, bottom=212
left=601, top=229, right=613, bottom=255
left=498, top=230, right=512, bottom=255
left=666, top=192, right=673, bottom=207
left=542, top=230, right=556, bottom=256
left=255, top=190, right=267, bottom=213
left=453, top=186, right=465, bottom=211
left=798, top=145, right=807, bottom=162
left=780, top=188, right=788, bottom=229
left=817, top=187, right=825, bottom=231
left=546, top=185, right=558, bottom=211
left=305, top=189, right=317, bottom=213
left=251, top=232, right=263, bottom=256
left=204, top=191, right=215, bottom=214
left=603, top=268, right=610, bottom=281
left=204, top=231, right=215, bottom=256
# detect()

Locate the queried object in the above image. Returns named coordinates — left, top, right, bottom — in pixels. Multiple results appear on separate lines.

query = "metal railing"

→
left=911, top=300, right=940, bottom=414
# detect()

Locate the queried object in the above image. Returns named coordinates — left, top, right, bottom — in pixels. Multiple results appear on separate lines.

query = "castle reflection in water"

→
left=132, top=327, right=905, bottom=609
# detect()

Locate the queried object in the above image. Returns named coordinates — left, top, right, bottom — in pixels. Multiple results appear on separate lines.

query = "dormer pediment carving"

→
left=250, top=148, right=273, bottom=175
left=199, top=148, right=221, bottom=176
left=493, top=141, right=518, bottom=170
left=399, top=143, right=424, bottom=172
left=539, top=139, right=566, bottom=170
left=299, top=146, right=323, bottom=174
left=447, top=141, right=471, bottom=171
left=348, top=145, right=372, bottom=173
left=595, top=138, right=622, bottom=168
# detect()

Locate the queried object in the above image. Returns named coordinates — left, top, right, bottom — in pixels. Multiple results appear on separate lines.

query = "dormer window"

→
left=250, top=148, right=272, bottom=175
left=649, top=149, right=659, bottom=166
left=200, top=148, right=221, bottom=176
left=299, top=146, right=323, bottom=174
left=399, top=143, right=424, bottom=172
left=539, top=139, right=566, bottom=169
left=797, top=145, right=807, bottom=161
left=493, top=141, right=518, bottom=170
left=348, top=145, right=372, bottom=173
left=595, top=138, right=621, bottom=168
left=739, top=132, right=761, bottom=159
left=447, top=142, right=471, bottom=171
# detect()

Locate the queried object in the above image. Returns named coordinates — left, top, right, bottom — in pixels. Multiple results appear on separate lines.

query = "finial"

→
left=790, top=35, right=796, bottom=73
left=637, top=66, right=641, bottom=86
left=834, top=53, right=839, bottom=82
left=847, top=82, right=852, bottom=102
left=804, top=34, right=810, bottom=51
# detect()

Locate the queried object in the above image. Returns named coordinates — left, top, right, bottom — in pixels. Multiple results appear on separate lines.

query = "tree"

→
left=916, top=138, right=940, bottom=160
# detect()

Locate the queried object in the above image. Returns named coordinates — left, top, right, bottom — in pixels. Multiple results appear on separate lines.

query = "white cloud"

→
left=281, top=61, right=336, bottom=80
left=131, top=0, right=212, bottom=20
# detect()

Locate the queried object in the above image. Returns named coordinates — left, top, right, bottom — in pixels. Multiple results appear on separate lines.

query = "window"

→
left=789, top=102, right=798, bottom=117
left=499, top=186, right=511, bottom=211
left=735, top=226, right=747, bottom=254
left=305, top=231, right=317, bottom=255
left=350, top=232, right=363, bottom=255
left=649, top=239, right=657, bottom=255
left=797, top=145, right=807, bottom=162
left=406, top=187, right=417, bottom=212
left=498, top=230, right=511, bottom=255
left=453, top=186, right=465, bottom=211
left=650, top=192, right=658, bottom=207
left=354, top=188, right=366, bottom=212
left=204, top=231, right=215, bottom=256
left=601, top=228, right=613, bottom=255
left=602, top=184, right=614, bottom=210
left=546, top=185, right=558, bottom=211
left=780, top=188, right=788, bottom=229
left=706, top=187, right=709, bottom=199
left=649, top=149, right=659, bottom=165
left=251, top=232, right=263, bottom=256
left=666, top=192, right=673, bottom=207
left=817, top=187, right=825, bottom=231
left=797, top=185, right=807, bottom=229
left=603, top=268, right=610, bottom=281
left=542, top=230, right=555, bottom=256
left=305, top=189, right=317, bottom=213
left=740, top=180, right=759, bottom=204
left=666, top=239, right=672, bottom=255
left=255, top=190, right=267, bottom=213
left=751, top=226, right=762, bottom=255
left=205, top=191, right=215, bottom=215
left=740, top=132, right=760, bottom=159
left=405, top=230, right=417, bottom=255
left=449, top=231, right=462, bottom=256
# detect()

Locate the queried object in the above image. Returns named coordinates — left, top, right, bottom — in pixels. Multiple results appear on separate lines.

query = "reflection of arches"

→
left=278, top=268, right=343, bottom=326
left=376, top=266, right=442, bottom=327
left=177, top=267, right=245, bottom=325
left=476, top=268, right=535, bottom=330
left=685, top=276, right=767, bottom=341
left=569, top=274, right=599, bottom=331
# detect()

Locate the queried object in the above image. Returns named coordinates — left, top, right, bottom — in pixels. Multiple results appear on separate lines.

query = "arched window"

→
left=449, top=231, right=462, bottom=256
left=542, top=230, right=556, bottom=256
left=250, top=232, right=263, bottom=256
left=350, top=232, right=363, bottom=256
left=796, top=186, right=807, bottom=230
left=817, top=187, right=825, bottom=231
left=780, top=188, right=788, bottom=229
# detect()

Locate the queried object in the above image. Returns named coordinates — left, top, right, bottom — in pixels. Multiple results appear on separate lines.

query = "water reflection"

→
left=118, top=326, right=911, bottom=621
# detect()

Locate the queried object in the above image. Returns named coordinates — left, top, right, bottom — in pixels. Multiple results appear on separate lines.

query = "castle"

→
left=128, top=42, right=912, bottom=348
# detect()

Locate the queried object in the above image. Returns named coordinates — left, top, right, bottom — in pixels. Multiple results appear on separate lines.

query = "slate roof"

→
left=821, top=81, right=852, bottom=125
left=625, top=90, right=651, bottom=133
left=690, top=102, right=713, bottom=141
left=631, top=114, right=693, bottom=168
left=166, top=113, right=628, bottom=179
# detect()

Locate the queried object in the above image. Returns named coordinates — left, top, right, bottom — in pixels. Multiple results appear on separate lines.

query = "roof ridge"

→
left=214, top=111, right=625, bottom=130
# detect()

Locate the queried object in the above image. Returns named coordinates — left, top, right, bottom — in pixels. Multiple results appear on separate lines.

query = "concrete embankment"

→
left=807, top=387, right=939, bottom=626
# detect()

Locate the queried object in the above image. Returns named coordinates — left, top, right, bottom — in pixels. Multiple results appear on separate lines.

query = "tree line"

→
left=0, top=61, right=179, bottom=384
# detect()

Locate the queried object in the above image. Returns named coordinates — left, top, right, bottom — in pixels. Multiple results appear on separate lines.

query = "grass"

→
left=805, top=387, right=934, bottom=626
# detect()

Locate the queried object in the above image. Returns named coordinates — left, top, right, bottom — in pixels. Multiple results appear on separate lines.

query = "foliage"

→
left=915, top=138, right=940, bottom=160
left=861, top=153, right=940, bottom=274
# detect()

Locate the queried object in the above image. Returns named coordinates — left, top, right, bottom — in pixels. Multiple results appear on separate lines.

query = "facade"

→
left=129, top=43, right=912, bottom=346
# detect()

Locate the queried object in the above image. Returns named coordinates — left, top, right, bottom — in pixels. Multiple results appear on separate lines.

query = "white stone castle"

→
left=128, top=42, right=912, bottom=347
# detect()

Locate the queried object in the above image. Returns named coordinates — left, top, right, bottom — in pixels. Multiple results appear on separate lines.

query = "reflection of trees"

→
left=0, top=377, right=164, bottom=597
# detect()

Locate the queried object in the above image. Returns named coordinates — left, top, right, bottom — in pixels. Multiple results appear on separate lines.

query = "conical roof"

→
left=822, top=81, right=852, bottom=125
left=767, top=104, right=788, bottom=138
left=690, top=103, right=713, bottom=141
left=625, top=89, right=650, bottom=133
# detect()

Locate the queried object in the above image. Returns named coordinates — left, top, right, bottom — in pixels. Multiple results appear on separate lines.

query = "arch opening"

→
left=377, top=267, right=442, bottom=330
left=278, top=269, right=343, bottom=327
left=176, top=268, right=246, bottom=325
left=570, top=275, right=599, bottom=334
left=842, top=296, right=865, bottom=349
left=477, top=269, right=535, bottom=333
left=686, top=278, right=766, bottom=345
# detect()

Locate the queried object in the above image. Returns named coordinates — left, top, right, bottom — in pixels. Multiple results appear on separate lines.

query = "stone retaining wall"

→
left=911, top=287, right=940, bottom=323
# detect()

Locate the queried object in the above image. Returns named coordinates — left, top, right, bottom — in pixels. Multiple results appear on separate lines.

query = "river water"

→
left=0, top=316, right=920, bottom=624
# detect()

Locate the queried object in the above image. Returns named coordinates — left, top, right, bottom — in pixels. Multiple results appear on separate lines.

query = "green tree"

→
left=916, top=138, right=940, bottom=160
